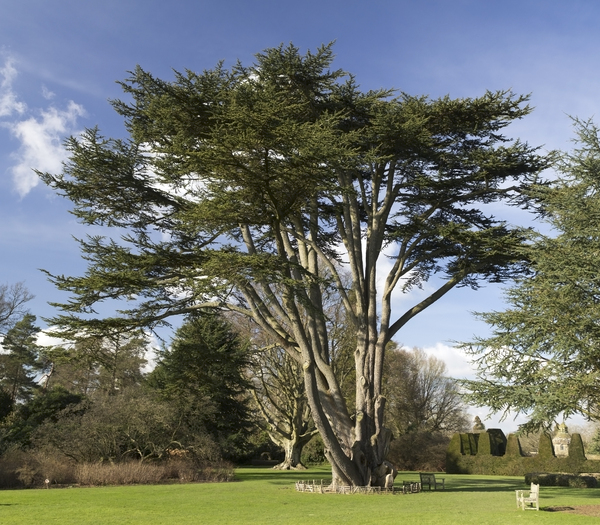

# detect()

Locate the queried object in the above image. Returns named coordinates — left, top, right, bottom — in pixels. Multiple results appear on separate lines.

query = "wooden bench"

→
left=401, top=480, right=421, bottom=493
left=419, top=472, right=445, bottom=490
left=516, top=483, right=539, bottom=511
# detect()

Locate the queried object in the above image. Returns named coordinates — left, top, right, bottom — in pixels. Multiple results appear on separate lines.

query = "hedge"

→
left=446, top=431, right=600, bottom=476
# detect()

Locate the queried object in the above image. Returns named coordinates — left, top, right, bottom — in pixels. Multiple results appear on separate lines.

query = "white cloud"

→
left=0, top=58, right=27, bottom=117
left=41, top=85, right=55, bottom=100
left=9, top=102, right=85, bottom=196
left=0, top=57, right=86, bottom=196
left=420, top=342, right=473, bottom=380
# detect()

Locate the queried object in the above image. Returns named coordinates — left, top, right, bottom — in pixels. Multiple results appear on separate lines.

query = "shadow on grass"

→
left=235, top=468, right=600, bottom=499
left=442, top=477, right=522, bottom=492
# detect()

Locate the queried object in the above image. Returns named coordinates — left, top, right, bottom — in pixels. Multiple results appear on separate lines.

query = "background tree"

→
left=31, top=388, right=220, bottom=464
left=147, top=312, right=252, bottom=460
left=0, top=314, right=45, bottom=405
left=239, top=274, right=355, bottom=470
left=0, top=282, right=33, bottom=335
left=0, top=386, right=84, bottom=452
left=462, top=119, right=600, bottom=431
left=41, top=44, right=547, bottom=486
left=383, top=346, right=469, bottom=470
left=383, top=346, right=469, bottom=436
left=249, top=344, right=318, bottom=470
left=43, top=331, right=148, bottom=396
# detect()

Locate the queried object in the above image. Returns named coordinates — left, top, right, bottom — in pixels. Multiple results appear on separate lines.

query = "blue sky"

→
left=1, top=0, right=599, bottom=429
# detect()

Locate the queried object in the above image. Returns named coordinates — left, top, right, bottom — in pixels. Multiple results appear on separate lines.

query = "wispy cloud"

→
left=41, top=85, right=55, bottom=100
left=0, top=57, right=85, bottom=196
left=0, top=58, right=27, bottom=117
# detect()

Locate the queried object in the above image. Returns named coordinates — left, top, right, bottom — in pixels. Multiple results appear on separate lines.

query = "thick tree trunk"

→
left=303, top=336, right=398, bottom=488
left=272, top=438, right=308, bottom=470
left=270, top=430, right=315, bottom=470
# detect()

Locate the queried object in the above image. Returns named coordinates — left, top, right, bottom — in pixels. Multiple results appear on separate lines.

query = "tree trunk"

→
left=270, top=430, right=315, bottom=470
left=273, top=438, right=308, bottom=470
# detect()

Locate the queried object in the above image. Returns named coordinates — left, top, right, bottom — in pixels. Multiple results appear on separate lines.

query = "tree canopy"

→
left=147, top=312, right=252, bottom=460
left=40, top=43, right=547, bottom=486
left=462, top=119, right=600, bottom=431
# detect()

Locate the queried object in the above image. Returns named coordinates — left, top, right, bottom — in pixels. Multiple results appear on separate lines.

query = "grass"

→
left=1, top=466, right=599, bottom=524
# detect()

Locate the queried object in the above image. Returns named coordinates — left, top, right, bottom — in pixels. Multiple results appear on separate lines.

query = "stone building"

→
left=552, top=422, right=571, bottom=457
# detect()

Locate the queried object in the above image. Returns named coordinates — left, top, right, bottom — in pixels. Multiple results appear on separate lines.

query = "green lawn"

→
left=1, top=467, right=598, bottom=524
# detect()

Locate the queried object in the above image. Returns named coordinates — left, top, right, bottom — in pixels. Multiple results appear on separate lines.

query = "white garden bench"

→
left=516, top=483, right=539, bottom=511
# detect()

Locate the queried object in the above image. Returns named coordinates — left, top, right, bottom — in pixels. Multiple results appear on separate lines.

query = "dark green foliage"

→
left=0, top=388, right=13, bottom=422
left=538, top=433, right=555, bottom=459
left=476, top=432, right=492, bottom=455
left=486, top=429, right=507, bottom=456
left=468, top=433, right=478, bottom=456
left=1, top=386, right=84, bottom=450
left=446, top=430, right=600, bottom=475
left=147, top=312, right=252, bottom=461
left=0, top=314, right=45, bottom=404
left=301, top=434, right=326, bottom=466
left=446, top=433, right=462, bottom=473
left=388, top=431, right=450, bottom=472
left=569, top=433, right=587, bottom=462
left=566, top=433, right=587, bottom=473
left=460, top=433, right=473, bottom=455
left=505, top=434, right=523, bottom=457
left=463, top=120, right=600, bottom=430
left=32, top=388, right=221, bottom=463
left=525, top=472, right=597, bottom=488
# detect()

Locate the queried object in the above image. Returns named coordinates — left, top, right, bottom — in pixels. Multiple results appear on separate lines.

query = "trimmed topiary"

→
left=446, top=433, right=462, bottom=474
left=569, top=433, right=586, bottom=461
left=460, top=433, right=473, bottom=455
left=505, top=434, right=523, bottom=457
left=487, top=429, right=507, bottom=456
left=537, top=432, right=555, bottom=459
left=468, top=433, right=478, bottom=455
left=476, top=431, right=491, bottom=455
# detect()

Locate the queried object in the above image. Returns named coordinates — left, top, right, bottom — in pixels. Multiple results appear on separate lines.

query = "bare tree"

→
left=383, top=347, right=469, bottom=437
left=0, top=282, right=34, bottom=335
left=250, top=344, right=318, bottom=470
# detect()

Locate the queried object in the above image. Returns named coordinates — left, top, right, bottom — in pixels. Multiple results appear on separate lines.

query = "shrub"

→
left=388, top=431, right=449, bottom=472
left=74, top=459, right=235, bottom=486
left=538, top=433, right=555, bottom=459
left=525, top=471, right=597, bottom=488
left=446, top=433, right=462, bottom=474
left=476, top=432, right=491, bottom=455
left=301, top=435, right=326, bottom=465
left=569, top=433, right=587, bottom=461
left=505, top=434, right=523, bottom=457
left=487, top=429, right=507, bottom=456
left=0, top=448, right=234, bottom=489
left=460, top=433, right=473, bottom=455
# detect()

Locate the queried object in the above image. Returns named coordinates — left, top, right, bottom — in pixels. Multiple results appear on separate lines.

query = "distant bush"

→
left=505, top=434, right=523, bottom=458
left=525, top=472, right=598, bottom=488
left=569, top=434, right=587, bottom=462
left=446, top=433, right=462, bottom=474
left=538, top=433, right=555, bottom=459
left=301, top=435, right=326, bottom=466
left=460, top=434, right=473, bottom=455
left=75, top=459, right=234, bottom=486
left=446, top=430, right=600, bottom=475
left=388, top=431, right=449, bottom=472
left=476, top=432, right=491, bottom=455
left=0, top=449, right=234, bottom=489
